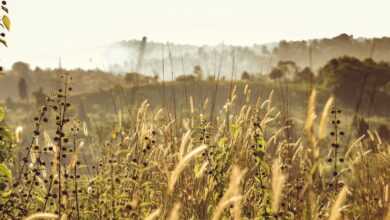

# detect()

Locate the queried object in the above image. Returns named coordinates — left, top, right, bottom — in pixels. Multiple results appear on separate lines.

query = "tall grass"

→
left=1, top=77, right=389, bottom=220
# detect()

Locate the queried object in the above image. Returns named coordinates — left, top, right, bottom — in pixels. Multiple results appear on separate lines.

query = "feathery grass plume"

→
left=367, top=129, right=375, bottom=141
left=244, top=84, right=251, bottom=103
left=24, top=213, right=58, bottom=220
left=82, top=121, right=88, bottom=136
left=145, top=208, right=161, bottom=220
left=60, top=214, right=68, bottom=220
left=203, top=98, right=209, bottom=111
left=345, top=135, right=365, bottom=158
left=179, top=130, right=192, bottom=160
left=374, top=130, right=382, bottom=146
left=211, top=166, right=246, bottom=220
left=168, top=203, right=181, bottom=220
left=117, top=109, right=122, bottom=128
left=15, top=126, right=23, bottom=143
left=305, top=89, right=317, bottom=135
left=190, top=96, right=194, bottom=114
left=319, top=96, right=334, bottom=139
left=195, top=161, right=209, bottom=178
left=190, top=96, right=195, bottom=127
left=267, top=126, right=288, bottom=145
left=168, top=144, right=207, bottom=193
left=271, top=158, right=287, bottom=213
left=328, top=186, right=349, bottom=220
left=244, top=84, right=249, bottom=95
left=385, top=207, right=390, bottom=220
left=233, top=195, right=242, bottom=220
left=267, top=90, right=274, bottom=111
left=154, top=108, right=163, bottom=121
left=260, top=99, right=270, bottom=110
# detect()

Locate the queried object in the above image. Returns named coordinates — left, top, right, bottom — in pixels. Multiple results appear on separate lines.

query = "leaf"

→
left=2, top=15, right=10, bottom=31
left=0, top=163, right=12, bottom=182
left=0, top=106, right=4, bottom=122
left=256, top=136, right=267, bottom=151
left=0, top=39, right=7, bottom=47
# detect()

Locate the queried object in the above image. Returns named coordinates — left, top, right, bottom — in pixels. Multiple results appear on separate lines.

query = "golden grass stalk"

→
left=304, top=89, right=317, bottom=135
left=374, top=130, right=382, bottom=146
left=233, top=195, right=243, bottom=220
left=60, top=214, right=68, bottom=220
left=190, top=96, right=195, bottom=127
left=345, top=135, right=365, bottom=158
left=367, top=130, right=375, bottom=141
left=24, top=213, right=58, bottom=220
left=168, top=203, right=181, bottom=220
left=144, top=208, right=161, bottom=220
left=211, top=166, right=246, bottom=220
left=203, top=98, right=209, bottom=111
left=179, top=130, right=192, bottom=160
left=15, top=126, right=23, bottom=143
left=328, top=186, right=349, bottom=220
left=319, top=96, right=334, bottom=140
left=82, top=121, right=88, bottom=136
left=154, top=108, right=163, bottom=121
left=385, top=205, right=390, bottom=220
left=271, top=158, right=287, bottom=213
left=195, top=161, right=209, bottom=178
left=168, top=144, right=207, bottom=193
left=267, top=90, right=274, bottom=111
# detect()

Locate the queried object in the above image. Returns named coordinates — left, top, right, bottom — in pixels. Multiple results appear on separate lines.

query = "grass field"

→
left=0, top=72, right=389, bottom=220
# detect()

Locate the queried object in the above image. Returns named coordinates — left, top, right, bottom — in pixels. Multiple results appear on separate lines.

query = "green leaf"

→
left=0, top=163, right=12, bottom=185
left=217, top=137, right=227, bottom=147
left=257, top=136, right=266, bottom=149
left=2, top=15, right=10, bottom=31
left=0, top=106, right=4, bottom=122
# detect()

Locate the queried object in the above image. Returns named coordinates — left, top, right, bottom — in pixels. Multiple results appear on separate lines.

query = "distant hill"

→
left=106, top=34, right=390, bottom=78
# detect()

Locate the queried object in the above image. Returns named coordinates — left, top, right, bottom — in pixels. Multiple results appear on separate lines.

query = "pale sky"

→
left=1, top=0, right=390, bottom=69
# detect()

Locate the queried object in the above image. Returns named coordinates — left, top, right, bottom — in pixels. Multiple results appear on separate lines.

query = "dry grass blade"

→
left=144, top=208, right=161, bottom=220
left=168, top=203, right=181, bottom=220
left=179, top=130, right=192, bottom=160
left=211, top=166, right=246, bottom=220
left=328, top=186, right=349, bottom=220
left=271, top=158, right=287, bottom=213
left=319, top=96, right=334, bottom=139
left=24, top=213, right=58, bottom=220
left=168, top=144, right=207, bottom=193
left=345, top=135, right=365, bottom=158
left=385, top=206, right=390, bottom=220
left=305, top=89, right=317, bottom=135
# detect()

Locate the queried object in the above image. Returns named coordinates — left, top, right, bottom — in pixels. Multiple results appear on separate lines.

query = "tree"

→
left=12, top=61, right=31, bottom=76
left=269, top=68, right=284, bottom=80
left=125, top=72, right=156, bottom=85
left=241, top=71, right=251, bottom=80
left=193, top=65, right=203, bottom=80
left=269, top=61, right=299, bottom=81
left=18, top=77, right=28, bottom=101
left=295, top=67, right=314, bottom=83
left=319, top=56, right=390, bottom=101
left=176, top=75, right=196, bottom=82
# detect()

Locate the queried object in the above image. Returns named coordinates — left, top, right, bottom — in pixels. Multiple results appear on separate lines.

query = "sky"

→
left=1, top=0, right=390, bottom=70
